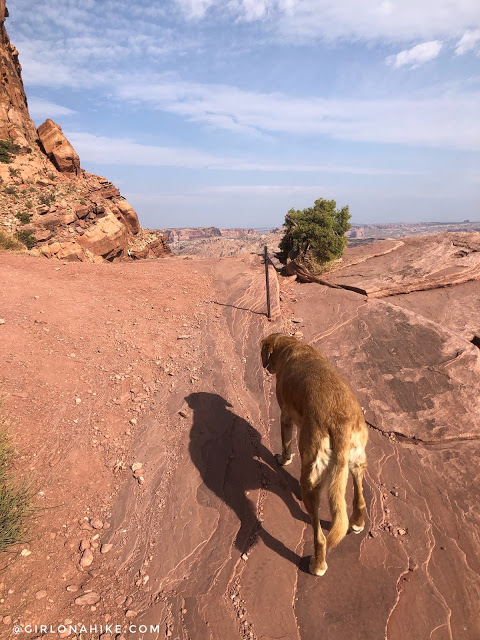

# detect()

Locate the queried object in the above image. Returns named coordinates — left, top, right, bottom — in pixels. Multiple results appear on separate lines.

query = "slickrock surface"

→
left=389, top=280, right=480, bottom=344
left=329, top=233, right=480, bottom=297
left=1, top=237, right=479, bottom=639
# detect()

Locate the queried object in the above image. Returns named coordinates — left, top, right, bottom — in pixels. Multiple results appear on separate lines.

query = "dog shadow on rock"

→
left=186, top=392, right=331, bottom=572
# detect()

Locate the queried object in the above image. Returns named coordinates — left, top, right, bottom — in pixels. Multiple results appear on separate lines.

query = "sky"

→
left=6, top=0, right=480, bottom=228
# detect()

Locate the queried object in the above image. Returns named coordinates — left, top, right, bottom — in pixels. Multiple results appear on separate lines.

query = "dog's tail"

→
left=326, top=430, right=350, bottom=549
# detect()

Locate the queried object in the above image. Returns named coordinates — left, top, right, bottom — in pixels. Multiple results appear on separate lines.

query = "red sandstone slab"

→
left=330, top=233, right=480, bottom=297
left=389, top=279, right=480, bottom=343
left=293, top=284, right=480, bottom=441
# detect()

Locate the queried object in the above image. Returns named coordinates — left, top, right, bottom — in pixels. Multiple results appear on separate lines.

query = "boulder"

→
left=58, top=211, right=76, bottom=225
left=76, top=211, right=129, bottom=260
left=34, top=228, right=52, bottom=242
left=74, top=204, right=90, bottom=219
left=89, top=185, right=120, bottom=202
left=37, top=119, right=81, bottom=175
left=55, top=241, right=85, bottom=262
left=114, top=199, right=140, bottom=234
left=146, top=236, right=170, bottom=258
left=129, top=246, right=149, bottom=260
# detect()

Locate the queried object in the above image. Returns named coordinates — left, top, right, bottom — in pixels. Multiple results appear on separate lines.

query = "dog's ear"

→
left=261, top=338, right=274, bottom=368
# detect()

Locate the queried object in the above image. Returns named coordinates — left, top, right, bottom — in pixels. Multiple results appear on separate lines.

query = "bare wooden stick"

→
left=264, top=245, right=271, bottom=319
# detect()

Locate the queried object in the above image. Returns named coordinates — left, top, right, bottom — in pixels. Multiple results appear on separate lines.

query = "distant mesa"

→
left=0, top=0, right=170, bottom=262
left=347, top=220, right=480, bottom=241
left=160, top=227, right=258, bottom=243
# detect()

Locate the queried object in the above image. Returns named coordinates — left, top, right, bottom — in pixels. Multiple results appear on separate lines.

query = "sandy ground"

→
left=0, top=253, right=221, bottom=638
left=0, top=248, right=479, bottom=640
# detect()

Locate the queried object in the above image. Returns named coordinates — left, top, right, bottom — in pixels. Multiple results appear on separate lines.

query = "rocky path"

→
left=1, top=242, right=479, bottom=639
left=99, top=249, right=480, bottom=640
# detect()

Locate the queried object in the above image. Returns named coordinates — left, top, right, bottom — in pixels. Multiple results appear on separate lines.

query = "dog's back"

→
left=271, top=337, right=363, bottom=433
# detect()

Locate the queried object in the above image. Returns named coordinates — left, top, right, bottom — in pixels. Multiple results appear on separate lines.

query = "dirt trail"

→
left=1, top=250, right=479, bottom=640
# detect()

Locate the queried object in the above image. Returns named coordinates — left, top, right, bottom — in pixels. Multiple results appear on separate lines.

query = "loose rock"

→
left=74, top=592, right=101, bottom=606
left=79, top=549, right=94, bottom=568
left=101, top=543, right=113, bottom=554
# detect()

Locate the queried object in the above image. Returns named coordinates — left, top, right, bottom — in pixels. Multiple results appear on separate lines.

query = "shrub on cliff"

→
left=14, top=230, right=35, bottom=250
left=279, top=198, right=351, bottom=271
left=0, top=230, right=25, bottom=251
left=15, top=211, right=31, bottom=225
left=0, top=139, right=21, bottom=164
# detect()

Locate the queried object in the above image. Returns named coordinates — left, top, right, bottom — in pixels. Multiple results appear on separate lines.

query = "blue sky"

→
left=7, top=0, right=480, bottom=228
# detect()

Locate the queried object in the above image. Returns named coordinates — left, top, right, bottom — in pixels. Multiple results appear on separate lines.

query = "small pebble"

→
left=74, top=592, right=100, bottom=606
left=90, top=518, right=103, bottom=529
left=101, top=543, right=113, bottom=554
left=79, top=538, right=90, bottom=551
left=79, top=549, right=94, bottom=568
left=66, top=584, right=80, bottom=592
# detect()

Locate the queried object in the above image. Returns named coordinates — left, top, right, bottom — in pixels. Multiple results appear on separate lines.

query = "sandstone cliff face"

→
left=0, top=4, right=170, bottom=262
left=220, top=227, right=256, bottom=238
left=0, top=0, right=37, bottom=148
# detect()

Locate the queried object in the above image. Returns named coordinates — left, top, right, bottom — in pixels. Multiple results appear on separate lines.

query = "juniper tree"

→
left=279, top=198, right=351, bottom=270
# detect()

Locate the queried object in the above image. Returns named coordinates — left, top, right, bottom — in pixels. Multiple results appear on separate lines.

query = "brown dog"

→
left=261, top=333, right=368, bottom=575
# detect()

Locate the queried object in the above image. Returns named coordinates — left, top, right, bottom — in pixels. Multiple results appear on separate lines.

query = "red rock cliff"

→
left=0, top=0, right=37, bottom=147
left=0, top=2, right=170, bottom=262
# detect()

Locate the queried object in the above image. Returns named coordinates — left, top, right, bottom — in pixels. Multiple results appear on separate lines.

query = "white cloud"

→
left=15, top=40, right=116, bottom=88
left=174, top=0, right=480, bottom=42
left=386, top=41, right=443, bottom=69
left=200, top=184, right=325, bottom=194
left=66, top=131, right=419, bottom=175
left=115, top=79, right=480, bottom=151
left=175, top=0, right=215, bottom=19
left=27, top=96, right=77, bottom=120
left=455, top=29, right=480, bottom=54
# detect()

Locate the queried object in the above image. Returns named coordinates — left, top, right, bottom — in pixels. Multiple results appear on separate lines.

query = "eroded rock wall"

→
left=0, top=0, right=37, bottom=148
left=0, top=4, right=169, bottom=262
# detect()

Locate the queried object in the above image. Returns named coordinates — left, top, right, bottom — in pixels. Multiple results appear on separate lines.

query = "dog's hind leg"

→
left=276, top=411, right=294, bottom=466
left=349, top=442, right=367, bottom=533
left=300, top=457, right=329, bottom=576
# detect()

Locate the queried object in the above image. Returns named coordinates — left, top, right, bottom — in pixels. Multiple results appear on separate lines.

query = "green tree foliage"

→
left=279, top=198, right=351, bottom=268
